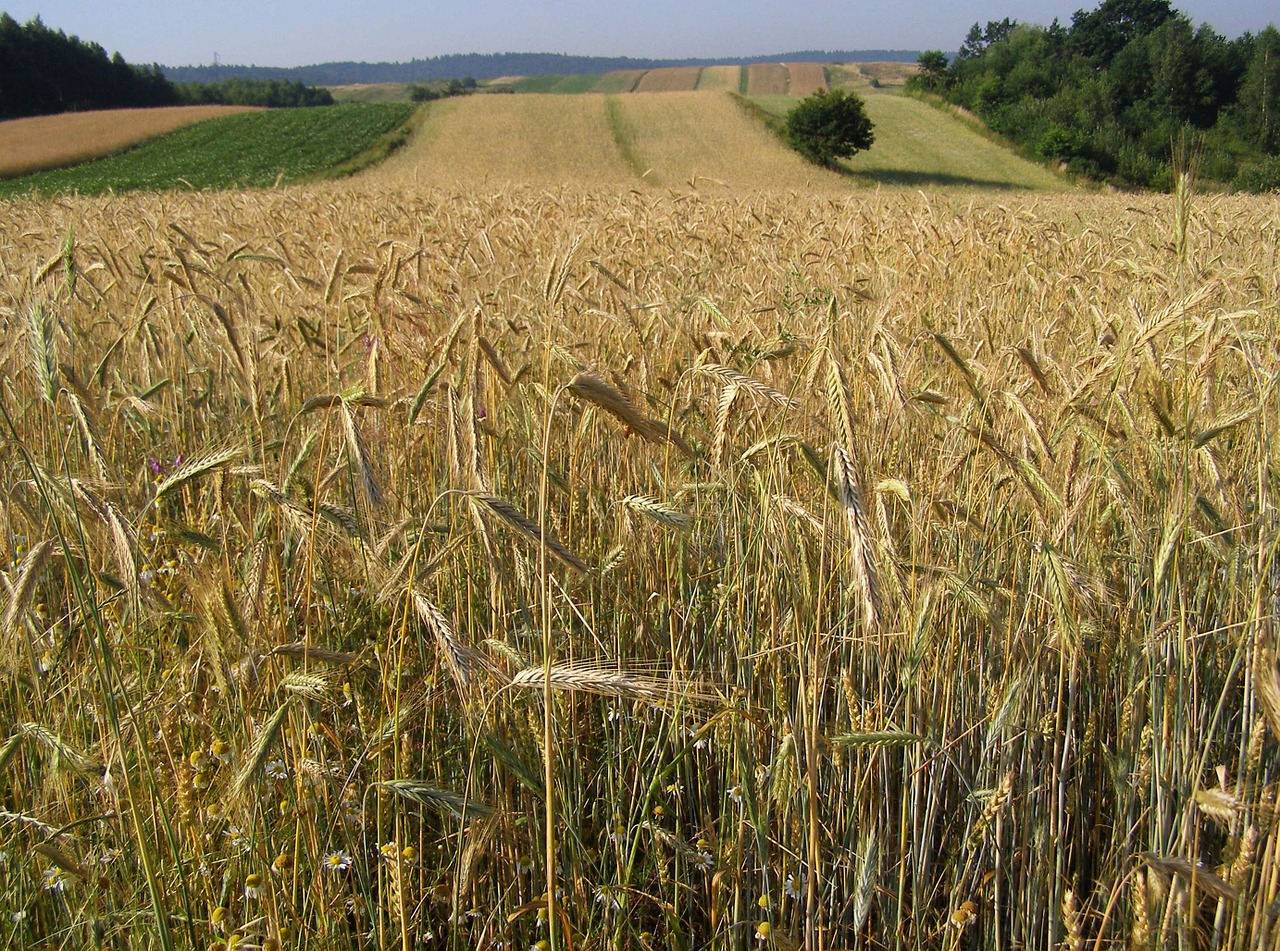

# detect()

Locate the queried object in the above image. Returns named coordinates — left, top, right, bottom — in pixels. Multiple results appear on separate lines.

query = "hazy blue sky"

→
left=5, top=1, right=1276, bottom=67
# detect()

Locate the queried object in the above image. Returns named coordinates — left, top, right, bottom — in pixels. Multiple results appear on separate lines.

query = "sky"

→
left=4, top=0, right=1276, bottom=68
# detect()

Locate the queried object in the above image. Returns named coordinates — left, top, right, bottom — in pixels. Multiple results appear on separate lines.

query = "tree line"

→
left=0, top=15, right=334, bottom=119
left=175, top=78, right=334, bottom=108
left=0, top=14, right=176, bottom=118
left=911, top=0, right=1280, bottom=191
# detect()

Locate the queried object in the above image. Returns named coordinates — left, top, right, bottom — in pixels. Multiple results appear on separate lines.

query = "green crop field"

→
left=0, top=104, right=417, bottom=197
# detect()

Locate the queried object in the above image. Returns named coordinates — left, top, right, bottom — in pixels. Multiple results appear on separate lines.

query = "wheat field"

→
left=0, top=95, right=1279, bottom=951
left=374, top=94, right=636, bottom=187
left=604, top=91, right=830, bottom=188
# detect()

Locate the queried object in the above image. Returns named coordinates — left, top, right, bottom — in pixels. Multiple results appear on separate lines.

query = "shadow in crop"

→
left=847, top=168, right=1040, bottom=190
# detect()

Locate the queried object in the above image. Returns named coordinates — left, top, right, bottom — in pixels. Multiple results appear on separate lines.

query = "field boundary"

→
left=604, top=96, right=648, bottom=179
left=303, top=105, right=425, bottom=182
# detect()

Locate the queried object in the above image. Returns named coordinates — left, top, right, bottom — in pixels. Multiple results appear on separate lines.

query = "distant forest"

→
left=160, top=51, right=922, bottom=86
left=911, top=0, right=1280, bottom=190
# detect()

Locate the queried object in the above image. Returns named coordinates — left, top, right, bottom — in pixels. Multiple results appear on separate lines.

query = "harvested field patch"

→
left=785, top=63, right=828, bottom=96
left=0, top=105, right=259, bottom=178
left=696, top=65, right=742, bottom=91
left=634, top=66, right=703, bottom=92
left=746, top=63, right=789, bottom=95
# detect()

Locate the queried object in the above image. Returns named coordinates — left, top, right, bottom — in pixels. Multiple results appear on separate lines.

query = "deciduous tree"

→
left=784, top=88, right=875, bottom=167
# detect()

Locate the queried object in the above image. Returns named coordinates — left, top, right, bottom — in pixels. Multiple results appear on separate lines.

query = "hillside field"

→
left=0, top=104, right=418, bottom=196
left=0, top=105, right=260, bottom=179
left=750, top=90, right=1069, bottom=190
left=370, top=90, right=1065, bottom=192
left=0, top=73, right=1278, bottom=951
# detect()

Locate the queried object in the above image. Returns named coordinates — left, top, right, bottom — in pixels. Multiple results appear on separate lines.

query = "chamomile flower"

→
left=323, top=851, right=353, bottom=873
left=264, top=759, right=289, bottom=781
left=244, top=873, right=263, bottom=900
left=784, top=871, right=805, bottom=900
left=209, top=738, right=230, bottom=761
left=728, top=782, right=745, bottom=805
left=755, top=921, right=772, bottom=942
left=594, top=884, right=622, bottom=910
left=41, top=867, right=66, bottom=892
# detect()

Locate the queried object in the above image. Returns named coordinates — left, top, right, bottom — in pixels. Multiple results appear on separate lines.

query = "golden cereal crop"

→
left=0, top=91, right=1277, bottom=950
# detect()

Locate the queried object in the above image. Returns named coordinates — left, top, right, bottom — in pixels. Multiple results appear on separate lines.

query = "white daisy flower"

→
left=323, top=851, right=353, bottom=872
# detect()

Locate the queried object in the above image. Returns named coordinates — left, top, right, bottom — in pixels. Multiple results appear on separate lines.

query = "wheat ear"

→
left=509, top=664, right=678, bottom=704
left=374, top=779, right=493, bottom=819
left=621, top=495, right=692, bottom=530
left=153, top=445, right=241, bottom=503
left=27, top=300, right=59, bottom=405
left=409, top=586, right=472, bottom=692
left=567, top=372, right=692, bottom=456
left=340, top=398, right=385, bottom=508
left=472, top=493, right=588, bottom=573
left=831, top=445, right=881, bottom=633
left=231, top=699, right=292, bottom=798
left=4, top=539, right=56, bottom=640
left=693, top=357, right=795, bottom=407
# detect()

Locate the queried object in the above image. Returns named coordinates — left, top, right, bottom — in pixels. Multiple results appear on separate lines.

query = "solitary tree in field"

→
left=785, top=88, right=875, bottom=167
left=914, top=50, right=952, bottom=91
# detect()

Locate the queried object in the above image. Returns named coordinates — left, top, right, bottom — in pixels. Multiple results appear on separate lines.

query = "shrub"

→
left=1233, top=156, right=1280, bottom=192
left=784, top=88, right=875, bottom=167
left=1038, top=124, right=1085, bottom=160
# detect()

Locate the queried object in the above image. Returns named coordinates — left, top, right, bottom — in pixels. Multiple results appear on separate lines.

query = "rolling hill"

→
left=364, top=88, right=1068, bottom=192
